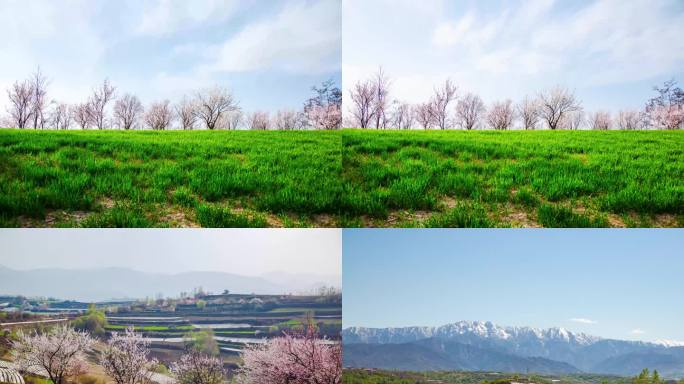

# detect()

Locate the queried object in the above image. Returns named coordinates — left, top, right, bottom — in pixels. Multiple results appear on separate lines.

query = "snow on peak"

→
left=654, top=339, right=684, bottom=347
left=343, top=320, right=602, bottom=346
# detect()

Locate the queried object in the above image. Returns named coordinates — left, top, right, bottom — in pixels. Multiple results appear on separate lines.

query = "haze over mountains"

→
left=0, top=265, right=338, bottom=302
left=343, top=321, right=684, bottom=378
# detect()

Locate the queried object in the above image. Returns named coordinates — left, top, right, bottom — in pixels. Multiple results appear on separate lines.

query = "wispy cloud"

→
left=135, top=0, right=243, bottom=37
left=343, top=0, right=684, bottom=111
left=631, top=329, right=646, bottom=335
left=0, top=0, right=341, bottom=113
left=209, top=0, right=341, bottom=73
left=570, top=318, right=597, bottom=325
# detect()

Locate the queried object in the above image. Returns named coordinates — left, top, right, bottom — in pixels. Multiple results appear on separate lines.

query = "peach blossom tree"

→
left=101, top=327, right=158, bottom=384
left=13, top=325, right=94, bottom=384
left=235, top=325, right=341, bottom=384
left=171, top=351, right=225, bottom=384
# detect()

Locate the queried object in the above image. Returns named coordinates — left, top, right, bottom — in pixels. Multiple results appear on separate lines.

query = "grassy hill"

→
left=342, top=130, right=684, bottom=227
left=0, top=129, right=341, bottom=227
left=1, top=129, right=682, bottom=227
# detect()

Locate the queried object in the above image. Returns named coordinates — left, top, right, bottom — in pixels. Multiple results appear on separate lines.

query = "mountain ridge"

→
left=343, top=320, right=684, bottom=377
left=0, top=265, right=333, bottom=302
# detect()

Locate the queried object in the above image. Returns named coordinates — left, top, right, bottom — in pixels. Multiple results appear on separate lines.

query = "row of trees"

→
left=4, top=68, right=342, bottom=130
left=347, top=68, right=684, bottom=130
left=12, top=322, right=341, bottom=384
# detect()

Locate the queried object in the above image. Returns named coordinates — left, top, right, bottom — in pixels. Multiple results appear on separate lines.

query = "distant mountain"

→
left=0, top=266, right=302, bottom=302
left=261, top=271, right=341, bottom=293
left=344, top=338, right=581, bottom=374
left=343, top=321, right=684, bottom=377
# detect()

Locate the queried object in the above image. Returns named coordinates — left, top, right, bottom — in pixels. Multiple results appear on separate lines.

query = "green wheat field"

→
left=1, top=129, right=682, bottom=227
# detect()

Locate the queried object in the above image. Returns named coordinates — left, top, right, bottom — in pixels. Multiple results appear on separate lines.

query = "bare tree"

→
left=616, top=109, right=643, bottom=130
left=145, top=100, right=173, bottom=130
left=13, top=325, right=94, bottom=384
left=349, top=79, right=376, bottom=128
left=563, top=110, right=584, bottom=130
left=6, top=80, right=34, bottom=128
left=538, top=86, right=581, bottom=130
left=101, top=327, right=157, bottom=384
left=114, top=94, right=144, bottom=130
left=195, top=87, right=238, bottom=130
left=72, top=103, right=91, bottom=129
left=247, top=111, right=270, bottom=130
left=391, top=102, right=414, bottom=129
left=372, top=67, right=391, bottom=129
left=88, top=79, right=116, bottom=129
left=175, top=96, right=197, bottom=130
left=429, top=79, right=458, bottom=129
left=487, top=100, right=515, bottom=130
left=273, top=109, right=300, bottom=130
left=414, top=103, right=433, bottom=129
left=49, top=102, right=71, bottom=130
left=589, top=110, right=612, bottom=130
left=455, top=93, right=485, bottom=130
left=29, top=67, right=49, bottom=129
left=517, top=97, right=540, bottom=130
left=224, top=110, right=243, bottom=130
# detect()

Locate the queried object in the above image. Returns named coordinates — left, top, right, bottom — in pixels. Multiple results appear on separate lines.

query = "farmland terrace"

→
left=103, top=293, right=341, bottom=367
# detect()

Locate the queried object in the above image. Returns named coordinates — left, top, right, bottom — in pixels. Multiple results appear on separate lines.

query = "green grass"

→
left=268, top=307, right=340, bottom=313
left=213, top=330, right=257, bottom=335
left=105, top=324, right=193, bottom=331
left=342, top=130, right=684, bottom=227
left=2, top=129, right=683, bottom=227
left=0, top=129, right=341, bottom=227
left=342, top=369, right=632, bottom=384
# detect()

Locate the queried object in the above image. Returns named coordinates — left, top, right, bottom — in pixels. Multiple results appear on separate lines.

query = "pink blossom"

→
left=236, top=325, right=341, bottom=384
left=13, top=325, right=94, bottom=384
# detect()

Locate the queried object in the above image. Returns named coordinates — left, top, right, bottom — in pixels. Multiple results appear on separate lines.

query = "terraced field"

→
left=104, top=293, right=342, bottom=368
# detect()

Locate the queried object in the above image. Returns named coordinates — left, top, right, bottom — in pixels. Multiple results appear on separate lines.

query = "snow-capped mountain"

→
left=343, top=320, right=601, bottom=346
left=655, top=340, right=684, bottom=347
left=343, top=320, right=684, bottom=377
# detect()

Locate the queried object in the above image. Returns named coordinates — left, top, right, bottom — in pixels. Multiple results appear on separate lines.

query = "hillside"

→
left=343, top=321, right=684, bottom=377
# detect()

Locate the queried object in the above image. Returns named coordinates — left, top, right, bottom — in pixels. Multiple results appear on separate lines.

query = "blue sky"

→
left=0, top=0, right=341, bottom=114
left=343, top=229, right=684, bottom=343
left=343, top=0, right=684, bottom=115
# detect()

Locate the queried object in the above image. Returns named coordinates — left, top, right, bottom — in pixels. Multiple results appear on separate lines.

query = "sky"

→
left=343, top=0, right=684, bottom=115
left=0, top=0, right=341, bottom=115
left=343, top=229, right=684, bottom=343
left=0, top=229, right=341, bottom=281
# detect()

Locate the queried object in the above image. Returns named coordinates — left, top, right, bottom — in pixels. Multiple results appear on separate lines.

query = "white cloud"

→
left=570, top=318, right=597, bottom=325
left=0, top=1, right=105, bottom=110
left=209, top=0, right=341, bottom=73
left=343, top=0, right=684, bottom=112
left=135, top=0, right=243, bottom=37
left=0, top=0, right=341, bottom=115
left=631, top=329, right=646, bottom=335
